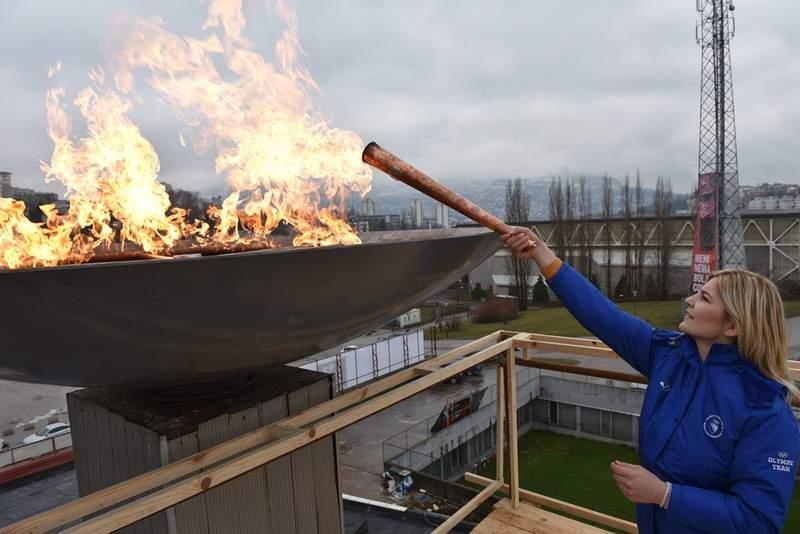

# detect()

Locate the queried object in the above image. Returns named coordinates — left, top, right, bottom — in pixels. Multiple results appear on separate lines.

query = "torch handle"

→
left=362, top=142, right=513, bottom=235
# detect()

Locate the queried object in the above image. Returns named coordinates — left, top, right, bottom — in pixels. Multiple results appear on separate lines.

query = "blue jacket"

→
left=547, top=263, right=799, bottom=533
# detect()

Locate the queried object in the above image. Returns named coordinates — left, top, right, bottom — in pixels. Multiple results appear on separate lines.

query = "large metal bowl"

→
left=0, top=228, right=500, bottom=386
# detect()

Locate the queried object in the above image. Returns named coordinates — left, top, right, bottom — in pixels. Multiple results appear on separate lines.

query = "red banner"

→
left=689, top=172, right=718, bottom=293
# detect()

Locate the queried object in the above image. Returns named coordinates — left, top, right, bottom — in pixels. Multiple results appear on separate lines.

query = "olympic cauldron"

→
left=0, top=227, right=500, bottom=387
left=0, top=143, right=516, bottom=388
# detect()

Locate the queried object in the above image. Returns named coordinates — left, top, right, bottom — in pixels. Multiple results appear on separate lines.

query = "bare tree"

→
left=505, top=178, right=532, bottom=310
left=634, top=171, right=645, bottom=298
left=578, top=176, right=591, bottom=276
left=602, top=174, right=614, bottom=297
left=548, top=177, right=564, bottom=259
left=622, top=174, right=632, bottom=297
left=564, top=178, right=575, bottom=266
left=653, top=177, right=674, bottom=299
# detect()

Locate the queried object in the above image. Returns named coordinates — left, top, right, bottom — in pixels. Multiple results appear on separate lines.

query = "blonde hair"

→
left=711, top=269, right=800, bottom=403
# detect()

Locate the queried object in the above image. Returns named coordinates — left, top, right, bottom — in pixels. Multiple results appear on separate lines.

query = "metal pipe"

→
left=362, top=142, right=513, bottom=235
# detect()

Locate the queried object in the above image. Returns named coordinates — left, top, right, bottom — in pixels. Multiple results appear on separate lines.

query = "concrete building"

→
left=436, top=202, right=450, bottom=229
left=0, top=171, right=11, bottom=198
left=410, top=199, right=423, bottom=228
left=779, top=195, right=796, bottom=210
left=360, top=197, right=376, bottom=216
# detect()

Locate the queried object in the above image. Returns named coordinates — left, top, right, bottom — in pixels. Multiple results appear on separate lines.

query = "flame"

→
left=0, top=0, right=370, bottom=270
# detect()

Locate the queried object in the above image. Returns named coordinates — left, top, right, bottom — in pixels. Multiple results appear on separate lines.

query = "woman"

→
left=502, top=226, right=799, bottom=533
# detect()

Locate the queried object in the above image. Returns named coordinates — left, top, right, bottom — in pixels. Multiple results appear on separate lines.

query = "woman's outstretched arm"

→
left=502, top=226, right=657, bottom=377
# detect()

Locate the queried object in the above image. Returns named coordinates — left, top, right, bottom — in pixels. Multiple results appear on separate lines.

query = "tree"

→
left=614, top=274, right=629, bottom=299
left=634, top=171, right=645, bottom=299
left=548, top=177, right=564, bottom=259
left=622, top=174, right=633, bottom=297
left=532, top=276, right=550, bottom=303
left=564, top=178, right=575, bottom=266
left=653, top=177, right=674, bottom=299
left=578, top=175, right=593, bottom=279
left=602, top=174, right=614, bottom=297
left=505, top=178, right=532, bottom=310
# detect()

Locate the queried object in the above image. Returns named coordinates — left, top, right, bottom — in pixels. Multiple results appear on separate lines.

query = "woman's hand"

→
left=501, top=226, right=537, bottom=259
left=610, top=460, right=668, bottom=505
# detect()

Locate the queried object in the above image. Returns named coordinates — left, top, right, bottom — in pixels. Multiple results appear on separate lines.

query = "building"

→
left=349, top=213, right=404, bottom=233
left=410, top=199, right=423, bottom=228
left=0, top=171, right=11, bottom=198
left=436, top=202, right=450, bottom=229
left=360, top=197, right=376, bottom=216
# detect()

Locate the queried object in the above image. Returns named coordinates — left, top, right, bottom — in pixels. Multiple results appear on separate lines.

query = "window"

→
left=612, top=413, right=633, bottom=441
left=558, top=404, right=577, bottom=430
left=602, top=411, right=612, bottom=436
left=532, top=399, right=549, bottom=423
left=581, top=407, right=602, bottom=435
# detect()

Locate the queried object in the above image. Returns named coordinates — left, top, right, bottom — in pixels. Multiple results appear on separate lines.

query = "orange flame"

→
left=0, top=0, right=370, bottom=270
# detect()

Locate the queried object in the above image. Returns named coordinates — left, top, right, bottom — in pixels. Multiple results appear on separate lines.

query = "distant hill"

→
left=358, top=174, right=690, bottom=222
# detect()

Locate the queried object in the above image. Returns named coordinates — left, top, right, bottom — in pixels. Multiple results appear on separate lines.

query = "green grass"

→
left=448, top=299, right=800, bottom=339
left=471, top=430, right=800, bottom=530
left=785, top=300, right=800, bottom=319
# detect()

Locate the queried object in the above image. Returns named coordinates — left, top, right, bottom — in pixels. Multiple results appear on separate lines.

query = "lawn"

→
left=471, top=430, right=800, bottom=531
left=448, top=299, right=800, bottom=339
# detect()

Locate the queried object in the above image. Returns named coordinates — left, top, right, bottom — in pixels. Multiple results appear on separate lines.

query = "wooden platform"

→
left=473, top=499, right=612, bottom=534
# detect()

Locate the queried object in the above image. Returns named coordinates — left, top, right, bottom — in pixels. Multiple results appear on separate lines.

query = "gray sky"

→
left=1, top=0, right=798, bottom=196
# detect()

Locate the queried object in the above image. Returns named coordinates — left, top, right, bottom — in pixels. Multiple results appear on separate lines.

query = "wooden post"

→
left=495, top=361, right=505, bottom=483
left=430, top=480, right=502, bottom=534
left=504, top=348, right=520, bottom=508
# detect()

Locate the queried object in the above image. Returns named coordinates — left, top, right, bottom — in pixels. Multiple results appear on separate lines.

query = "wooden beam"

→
left=464, top=473, right=637, bottom=533
left=524, top=333, right=609, bottom=349
left=2, top=332, right=508, bottom=534
left=495, top=364, right=505, bottom=483
left=431, top=480, right=502, bottom=534
left=504, top=349, right=520, bottom=508
left=516, top=358, right=647, bottom=385
left=36, top=337, right=521, bottom=534
left=489, top=499, right=612, bottom=533
left=514, top=339, right=618, bottom=359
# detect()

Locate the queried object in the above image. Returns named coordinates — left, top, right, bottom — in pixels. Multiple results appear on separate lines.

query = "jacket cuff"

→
left=666, top=483, right=693, bottom=526
left=542, top=258, right=564, bottom=281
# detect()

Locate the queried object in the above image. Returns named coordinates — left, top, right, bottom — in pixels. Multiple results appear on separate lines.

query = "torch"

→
left=362, top=142, right=518, bottom=237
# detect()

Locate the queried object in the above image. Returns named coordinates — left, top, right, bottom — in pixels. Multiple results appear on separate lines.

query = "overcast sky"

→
left=1, top=0, right=798, bottom=196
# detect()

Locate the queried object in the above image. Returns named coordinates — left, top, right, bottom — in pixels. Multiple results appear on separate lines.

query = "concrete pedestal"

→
left=67, top=366, right=342, bottom=534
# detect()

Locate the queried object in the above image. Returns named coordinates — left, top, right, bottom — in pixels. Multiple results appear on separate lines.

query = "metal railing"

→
left=0, top=432, right=73, bottom=469
left=383, top=368, right=538, bottom=473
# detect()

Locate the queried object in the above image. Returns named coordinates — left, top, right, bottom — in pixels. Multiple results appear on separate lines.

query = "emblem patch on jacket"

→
left=769, top=451, right=795, bottom=473
left=703, top=414, right=724, bottom=439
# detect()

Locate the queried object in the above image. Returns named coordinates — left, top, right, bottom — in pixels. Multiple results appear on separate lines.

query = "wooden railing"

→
left=4, top=331, right=796, bottom=533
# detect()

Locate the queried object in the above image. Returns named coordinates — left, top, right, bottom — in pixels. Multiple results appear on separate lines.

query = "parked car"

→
left=22, top=422, right=70, bottom=445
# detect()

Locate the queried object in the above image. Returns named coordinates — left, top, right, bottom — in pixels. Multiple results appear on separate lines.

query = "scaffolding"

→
left=6, top=331, right=800, bottom=533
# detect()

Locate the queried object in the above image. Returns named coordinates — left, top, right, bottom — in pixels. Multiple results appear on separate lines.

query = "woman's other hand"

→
left=610, top=460, right=668, bottom=505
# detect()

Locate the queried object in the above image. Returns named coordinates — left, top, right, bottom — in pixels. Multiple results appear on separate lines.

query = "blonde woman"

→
left=503, top=226, right=799, bottom=533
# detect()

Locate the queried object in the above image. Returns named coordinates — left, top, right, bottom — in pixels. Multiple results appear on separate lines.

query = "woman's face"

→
left=678, top=277, right=738, bottom=342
